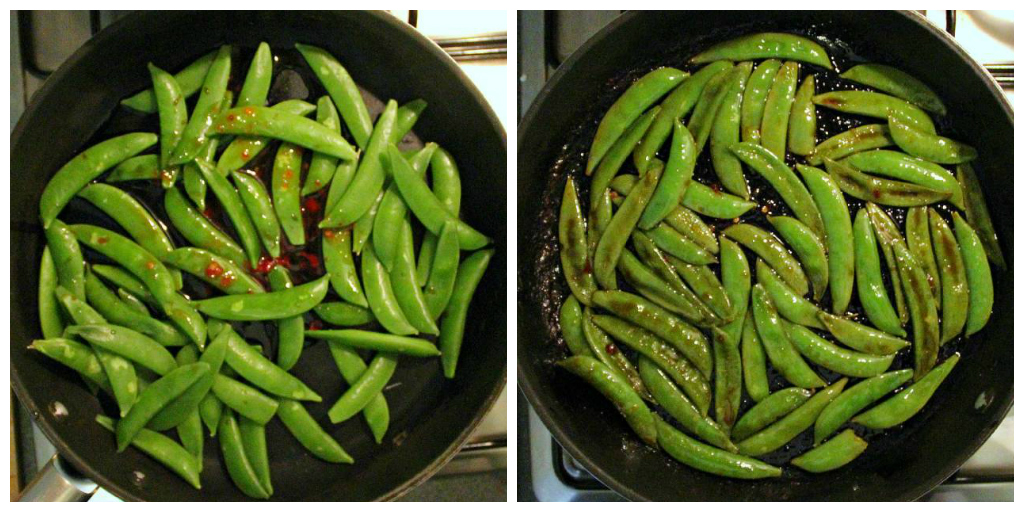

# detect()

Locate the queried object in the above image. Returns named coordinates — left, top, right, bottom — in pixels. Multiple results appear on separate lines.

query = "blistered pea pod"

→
left=164, top=187, right=248, bottom=268
left=645, top=224, right=716, bottom=265
left=814, top=369, right=913, bottom=444
left=817, top=312, right=909, bottom=355
left=740, top=313, right=769, bottom=403
left=169, top=45, right=231, bottom=166
left=590, top=107, right=660, bottom=207
left=668, top=256, right=733, bottom=322
left=164, top=247, right=264, bottom=295
left=812, top=90, right=936, bottom=134
left=737, top=378, right=847, bottom=456
left=232, top=170, right=282, bottom=258
left=798, top=163, right=856, bottom=313
left=638, top=357, right=736, bottom=452
left=760, top=60, right=799, bottom=158
left=854, top=354, right=959, bottom=428
left=893, top=240, right=940, bottom=380
left=791, top=429, right=868, bottom=473
left=953, top=212, right=993, bottom=336
left=788, top=74, right=817, bottom=156
left=272, top=143, right=307, bottom=245
left=844, top=150, right=964, bottom=209
left=632, top=231, right=691, bottom=298
left=608, top=173, right=756, bottom=220
left=852, top=208, right=906, bottom=337
left=841, top=63, right=947, bottom=115
left=756, top=259, right=825, bottom=330
left=806, top=124, right=894, bottom=166
left=561, top=356, right=659, bottom=447
left=686, top=65, right=735, bottom=153
left=888, top=115, right=976, bottom=164
left=559, top=178, right=597, bottom=306
left=730, top=142, right=826, bottom=239
left=559, top=296, right=591, bottom=358
left=662, top=205, right=718, bottom=255
left=731, top=387, right=812, bottom=441
left=580, top=308, right=650, bottom=401
left=740, top=59, right=782, bottom=145
left=105, top=154, right=161, bottom=183
left=750, top=285, right=825, bottom=389
left=783, top=321, right=896, bottom=378
left=718, top=236, right=751, bottom=344
left=594, top=163, right=661, bottom=290
left=724, top=223, right=810, bottom=297
left=865, top=202, right=909, bottom=323
left=928, top=210, right=968, bottom=343
left=905, top=207, right=941, bottom=304
left=712, top=327, right=743, bottom=430
left=655, top=417, right=782, bottom=479
left=122, top=51, right=216, bottom=113
left=824, top=156, right=951, bottom=207
left=690, top=32, right=834, bottom=69
left=95, top=415, right=201, bottom=490
left=957, top=163, right=1005, bottom=268
left=639, top=119, right=697, bottom=229
left=767, top=216, right=828, bottom=303
left=709, top=62, right=753, bottom=198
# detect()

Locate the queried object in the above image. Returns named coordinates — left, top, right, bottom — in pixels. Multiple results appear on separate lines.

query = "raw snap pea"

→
left=116, top=363, right=210, bottom=451
left=814, top=369, right=913, bottom=444
left=232, top=170, right=282, bottom=258
left=95, top=415, right=201, bottom=489
left=85, top=269, right=187, bottom=347
left=592, top=107, right=659, bottom=204
left=640, top=120, right=697, bottom=229
left=824, top=157, right=951, bottom=207
left=737, top=378, right=847, bottom=456
left=560, top=179, right=597, bottom=306
left=238, top=417, right=272, bottom=496
left=845, top=150, right=964, bottom=209
left=784, top=321, right=895, bottom=378
left=269, top=266, right=304, bottom=371
left=45, top=219, right=86, bottom=300
left=325, top=158, right=357, bottom=214
left=559, top=356, right=657, bottom=447
left=416, top=146, right=463, bottom=283
left=55, top=285, right=105, bottom=325
left=195, top=160, right=262, bottom=267
left=595, top=164, right=661, bottom=289
left=296, top=43, right=373, bottom=149
left=740, top=313, right=770, bottom=402
left=117, top=289, right=150, bottom=316
left=618, top=251, right=713, bottom=326
left=756, top=259, right=824, bottom=329
left=767, top=216, right=828, bottom=302
left=351, top=189, right=385, bottom=255
left=609, top=173, right=756, bottom=220
left=686, top=65, right=734, bottom=153
left=322, top=228, right=368, bottom=307
left=582, top=307, right=650, bottom=400
left=854, top=354, right=959, bottom=428
left=724, top=223, right=810, bottom=296
left=218, top=411, right=270, bottom=499
left=106, top=154, right=161, bottom=183
left=760, top=61, right=799, bottom=158
left=691, top=32, right=833, bottom=69
left=797, top=164, right=855, bottom=313
left=593, top=290, right=712, bottom=378
left=638, top=357, right=735, bottom=451
left=818, top=312, right=909, bottom=355
left=315, top=302, right=374, bottom=327
left=195, top=275, right=328, bottom=321
left=237, top=42, right=272, bottom=107
left=741, top=59, right=782, bottom=144
left=212, top=374, right=279, bottom=425
left=655, top=417, right=781, bottom=479
left=559, top=296, right=591, bottom=357
left=38, top=248, right=65, bottom=338
left=327, top=343, right=389, bottom=443
left=29, top=338, right=110, bottom=391
left=224, top=330, right=321, bottom=401
left=889, top=115, right=976, bottom=164
left=90, top=264, right=155, bottom=306
left=374, top=144, right=437, bottom=270
left=439, top=248, right=494, bottom=378
left=710, top=62, right=753, bottom=198
left=165, top=247, right=264, bottom=295
left=893, top=241, right=940, bottom=380
left=306, top=329, right=440, bottom=357
left=272, top=143, right=306, bottom=245
left=645, top=224, right=716, bottom=265
left=212, top=105, right=356, bottom=161
left=278, top=399, right=353, bottom=463
left=663, top=204, right=718, bottom=255
left=788, top=74, right=817, bottom=156
left=669, top=257, right=732, bottom=322
left=149, top=331, right=228, bottom=431
left=852, top=209, right=906, bottom=336
left=423, top=221, right=461, bottom=321
left=302, top=97, right=342, bottom=195
left=866, top=202, right=909, bottom=323
left=199, top=392, right=223, bottom=436
left=585, top=67, right=687, bottom=175
left=361, top=242, right=417, bottom=335
left=953, top=212, right=993, bottom=336
left=841, top=63, right=947, bottom=115
left=791, top=429, right=868, bottom=473
left=148, top=63, right=187, bottom=169
left=326, top=352, right=398, bottom=423
left=906, top=207, right=941, bottom=302
left=957, top=163, right=1005, bottom=268
left=712, top=327, right=742, bottom=429
left=169, top=45, right=231, bottom=166
left=39, top=132, right=157, bottom=228
left=929, top=210, right=968, bottom=343
left=806, top=124, right=894, bottom=166
left=592, top=315, right=711, bottom=415
left=164, top=187, right=247, bottom=267
left=732, top=387, right=813, bottom=442
left=813, top=90, right=936, bottom=133
left=215, top=100, right=317, bottom=176
left=750, top=285, right=825, bottom=389
left=392, top=99, right=427, bottom=144
left=66, top=324, right=176, bottom=376
left=731, top=142, right=826, bottom=239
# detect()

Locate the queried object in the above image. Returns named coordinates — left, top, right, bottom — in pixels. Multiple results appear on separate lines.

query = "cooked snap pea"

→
left=424, top=221, right=462, bottom=321
left=231, top=170, right=282, bottom=258
left=223, top=328, right=321, bottom=401
left=655, top=417, right=781, bottom=479
left=788, top=74, right=817, bottom=156
left=219, top=411, right=270, bottom=499
left=737, top=378, right=847, bottom=456
left=360, top=242, right=417, bottom=335
left=724, top=223, right=810, bottom=296
left=663, top=205, right=719, bottom=254
left=116, top=363, right=210, bottom=451
left=718, top=236, right=751, bottom=345
left=215, top=100, right=317, bottom=176
left=559, top=356, right=658, bottom=446
left=29, top=338, right=110, bottom=391
left=953, top=212, right=993, bottom=336
left=106, top=154, right=161, bottom=183
left=669, top=257, right=733, bottom=322
left=866, top=202, right=909, bottom=323
left=852, top=208, right=906, bottom=336
left=165, top=247, right=264, bottom=295
left=800, top=165, right=856, bottom=312
left=740, top=313, right=769, bottom=402
left=586, top=67, right=687, bottom=175
left=687, top=65, right=735, bottom=153
left=559, top=296, right=591, bottom=357
left=817, top=312, right=909, bottom=356
left=38, top=248, right=65, bottom=339
left=893, top=241, right=940, bottom=380
left=212, top=105, right=356, bottom=161
left=645, top=224, right=716, bottom=265
left=122, top=51, right=216, bottom=113
left=731, top=142, right=826, bottom=238
left=588, top=191, right=613, bottom=262
left=591, top=107, right=659, bottom=204
left=238, top=416, right=272, bottom=495
left=691, top=32, right=833, bottom=69
left=791, top=429, right=868, bottom=473
left=65, top=324, right=176, bottom=376
left=712, top=327, right=743, bottom=429
left=195, top=275, right=329, bottom=321
left=957, top=163, right=1005, bottom=268
left=640, top=120, right=698, bottom=229
left=95, top=415, right=201, bottom=489
left=169, top=45, right=231, bottom=166
left=638, top=357, right=735, bottom=451
left=439, top=248, right=494, bottom=378
left=854, top=354, right=959, bottom=428
left=813, top=90, right=936, bottom=133
left=814, top=369, right=912, bottom=444
left=756, top=259, right=824, bottom=329
left=609, top=173, right=756, bottom=220
left=307, top=329, right=440, bottom=357
left=351, top=188, right=385, bottom=255
left=212, top=374, right=279, bottom=425
left=390, top=221, right=438, bottom=335
left=929, top=210, right=968, bottom=343
left=149, top=331, right=228, bottom=431
left=326, top=343, right=389, bottom=443
left=845, top=150, right=964, bottom=209
left=709, top=62, right=752, bottom=198
left=182, top=134, right=220, bottom=211
left=322, top=228, right=368, bottom=308
left=164, top=187, right=247, bottom=268
left=117, top=288, right=149, bottom=316
left=147, top=63, right=187, bottom=170
left=618, top=251, right=714, bottom=325
left=45, top=219, right=86, bottom=300
left=314, top=301, right=374, bottom=327
left=824, top=156, right=951, bottom=207
left=784, top=321, right=895, bottom=377
left=741, top=59, right=782, bottom=144
left=732, top=387, right=813, bottom=441
left=905, top=207, right=941, bottom=303
left=595, top=163, right=661, bottom=289
left=841, top=63, right=946, bottom=115
left=889, top=114, right=976, bottom=164
left=767, top=216, right=829, bottom=302
left=272, top=143, right=306, bottom=245
left=236, top=41, right=272, bottom=107
left=195, top=160, right=262, bottom=267
left=278, top=399, right=353, bottom=464
left=581, top=308, right=650, bottom=400
left=295, top=43, right=372, bottom=149
left=302, top=97, right=342, bottom=195
left=85, top=270, right=187, bottom=347
left=374, top=144, right=436, bottom=271
left=806, top=124, right=894, bottom=166
left=626, top=233, right=688, bottom=296
left=751, top=285, right=824, bottom=388
left=325, top=352, right=399, bottom=424
left=560, top=178, right=597, bottom=305
left=760, top=61, right=799, bottom=157
left=269, top=266, right=304, bottom=371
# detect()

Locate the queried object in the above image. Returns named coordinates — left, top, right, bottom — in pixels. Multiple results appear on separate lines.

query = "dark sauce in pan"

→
left=529, top=27, right=979, bottom=474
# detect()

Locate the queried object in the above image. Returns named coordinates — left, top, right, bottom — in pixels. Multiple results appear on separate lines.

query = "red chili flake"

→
left=219, top=273, right=236, bottom=288
left=301, top=252, right=320, bottom=268
left=583, top=260, right=592, bottom=273
left=283, top=169, right=294, bottom=181
left=203, top=208, right=214, bottom=219
left=96, top=236, right=109, bottom=245
left=308, top=319, right=323, bottom=331
left=710, top=183, right=721, bottom=193
left=205, top=261, right=225, bottom=278
left=254, top=256, right=276, bottom=274
left=241, top=148, right=250, bottom=160
left=608, top=191, right=619, bottom=200
left=605, top=344, right=618, bottom=355
left=145, top=261, right=156, bottom=270
left=243, top=106, right=256, bottom=116
left=303, top=196, right=320, bottom=213
left=226, top=114, right=236, bottom=122
left=323, top=228, right=335, bottom=239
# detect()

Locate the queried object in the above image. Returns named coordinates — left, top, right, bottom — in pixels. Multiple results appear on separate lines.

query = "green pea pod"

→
left=164, top=187, right=248, bottom=267
left=392, top=99, right=427, bottom=144
left=351, top=189, right=385, bottom=255
left=636, top=61, right=732, bottom=172
left=953, top=212, right=993, bottom=336
left=148, top=63, right=187, bottom=169
left=718, top=236, right=751, bottom=344
left=238, top=417, right=272, bottom=495
left=732, top=387, right=813, bottom=441
left=724, top=223, right=810, bottom=296
left=825, top=157, right=951, bottom=207
left=591, top=107, right=659, bottom=206
left=325, top=158, right=358, bottom=214
left=29, top=338, right=110, bottom=391
left=327, top=343, right=389, bottom=443
left=195, top=160, right=263, bottom=267
left=788, top=74, right=817, bottom=156
left=686, top=66, right=734, bottom=153
left=929, top=210, right=968, bottom=343
left=212, top=105, right=356, bottom=161
left=905, top=207, right=941, bottom=304
left=326, top=352, right=399, bottom=423
left=957, top=163, right=1005, bottom=268
left=710, top=62, right=753, bottom=198
left=95, top=415, right=201, bottom=489
left=440, top=248, right=494, bottom=378
left=760, top=61, right=799, bottom=158
left=866, top=202, right=910, bottom=323
left=40, top=133, right=158, bottom=228
left=149, top=331, right=229, bottom=431
left=269, top=267, right=305, bottom=371
left=269, top=143, right=306, bottom=245
left=592, top=290, right=711, bottom=379
left=38, top=248, right=65, bottom=339
left=231, top=170, right=282, bottom=258
left=122, top=51, right=216, bottom=112
left=117, top=288, right=149, bottom=316
left=756, top=259, right=824, bottom=329
left=852, top=209, right=906, bottom=336
left=738, top=378, right=847, bottom=456
left=165, top=247, right=264, bottom=295
left=182, top=135, right=219, bottom=211
left=296, top=43, right=373, bottom=149
left=799, top=164, right=857, bottom=313
left=78, top=183, right=177, bottom=262
left=618, top=251, right=713, bottom=326
left=669, top=257, right=732, bottom=322
left=45, top=219, right=86, bottom=300
left=360, top=242, right=417, bottom=335
left=560, top=179, right=597, bottom=306
left=817, top=312, right=909, bottom=356
left=638, top=357, right=735, bottom=451
left=662, top=205, right=718, bottom=255
left=813, top=90, right=935, bottom=133
left=169, top=45, right=231, bottom=166
left=814, top=369, right=912, bottom=444
left=594, top=164, right=661, bottom=289
left=784, top=321, right=895, bottom=377
left=807, top=124, right=894, bottom=166
left=278, top=399, right=353, bottom=464
left=740, top=313, right=769, bottom=402
left=116, top=363, right=210, bottom=451
left=199, top=393, right=223, bottom=437
left=767, top=216, right=828, bottom=302
left=322, top=228, right=368, bottom=307
left=656, top=417, right=781, bottom=479
left=646, top=224, right=716, bottom=265
left=854, top=354, right=959, bottom=428
left=314, top=302, right=374, bottom=327
left=212, top=374, right=279, bottom=425
left=711, top=327, right=742, bottom=429
left=740, top=59, right=782, bottom=144
left=640, top=120, right=697, bottom=229
left=424, top=221, right=461, bottom=320
left=416, top=146, right=463, bottom=284
left=215, top=100, right=317, bottom=176
left=559, top=296, right=591, bottom=357
left=218, top=411, right=270, bottom=499
left=66, top=324, right=176, bottom=376
left=586, top=67, right=687, bottom=174
left=580, top=307, right=650, bottom=400
left=730, top=142, right=826, bottom=239
left=609, top=173, right=755, bottom=220
left=235, top=42, right=271, bottom=107
left=750, top=285, right=825, bottom=388
left=559, top=356, right=657, bottom=446
left=845, top=150, right=964, bottom=209
left=893, top=241, right=940, bottom=380
left=302, top=97, right=342, bottom=195
left=390, top=220, right=439, bottom=335
left=55, top=285, right=105, bottom=325
left=90, top=265, right=156, bottom=308
left=374, top=144, right=437, bottom=271
left=629, top=232, right=695, bottom=300
left=226, top=331, right=322, bottom=403
left=889, top=115, right=976, bottom=164
left=841, top=63, right=946, bottom=115
left=195, top=275, right=329, bottom=321
left=106, top=154, right=161, bottom=183
left=691, top=32, right=833, bottom=69
left=792, top=429, right=868, bottom=473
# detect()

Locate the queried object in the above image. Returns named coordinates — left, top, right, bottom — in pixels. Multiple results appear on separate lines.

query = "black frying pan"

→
left=12, top=11, right=506, bottom=501
left=518, top=11, right=1012, bottom=501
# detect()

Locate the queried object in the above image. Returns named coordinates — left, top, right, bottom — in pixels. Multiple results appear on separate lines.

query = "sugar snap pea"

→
left=417, top=146, right=463, bottom=282
left=760, top=61, right=799, bottom=157
left=841, top=63, right=946, bottom=115
left=817, top=312, right=909, bottom=355
left=645, top=224, right=716, bottom=265
left=296, top=43, right=373, bottom=149
left=618, top=251, right=714, bottom=326
left=95, top=415, right=201, bottom=489
left=38, top=248, right=65, bottom=339
left=322, top=228, right=368, bottom=307
left=750, top=285, right=824, bottom=388
left=656, top=417, right=781, bottom=479
left=439, top=248, right=494, bottom=379
left=215, top=100, right=317, bottom=176
left=116, top=363, right=210, bottom=451
left=559, top=296, right=591, bottom=357
left=231, top=170, right=282, bottom=258
left=269, top=266, right=304, bottom=371
left=669, top=257, right=732, bottom=322
left=165, top=247, right=264, bottom=295
left=236, top=42, right=272, bottom=107
left=199, top=392, right=223, bottom=436
left=117, top=288, right=149, bottom=316
left=724, top=223, right=810, bottom=296
left=710, top=62, right=753, bottom=198
left=195, top=275, right=329, bottom=321
left=238, top=417, right=272, bottom=495
left=29, top=338, right=110, bottom=391
left=893, top=241, right=940, bottom=380
left=351, top=188, right=385, bottom=255
left=164, top=187, right=247, bottom=267
left=148, top=63, right=187, bottom=170
left=327, top=343, right=389, bottom=443
left=740, top=313, right=769, bottom=402
left=149, top=330, right=228, bottom=431
left=195, top=160, right=262, bottom=267
left=852, top=209, right=906, bottom=336
left=740, top=59, right=782, bottom=144
left=905, top=207, right=941, bottom=302
left=953, top=212, right=993, bottom=336
left=814, top=369, right=912, bottom=444
left=272, top=143, right=306, bottom=245
left=737, top=378, right=847, bottom=456
left=784, top=321, right=895, bottom=377
left=315, top=301, right=374, bottom=327
left=791, top=429, right=867, bottom=473
left=767, top=216, right=828, bottom=302
left=691, top=32, right=833, bottom=69
left=957, top=163, right=1005, bottom=268
left=182, top=134, right=220, bottom=211
left=392, top=99, right=427, bottom=144
left=591, top=107, right=659, bottom=204
left=302, top=97, right=342, bottom=195
left=929, top=210, right=968, bottom=343
left=732, top=387, right=813, bottom=442
left=806, top=124, right=894, bottom=166
left=686, top=65, right=735, bottom=154
left=326, top=352, right=398, bottom=424
left=731, top=142, right=826, bottom=239
left=845, top=150, right=964, bottom=209
left=212, top=105, right=356, bottom=161
left=55, top=285, right=105, bottom=325
left=559, top=356, right=657, bottom=446
left=640, top=120, right=697, bottom=229
left=122, top=51, right=216, bottom=112
left=854, top=354, right=959, bottom=428
left=581, top=308, right=649, bottom=400
left=718, top=236, right=751, bottom=345
left=638, top=357, right=735, bottom=451
left=609, top=173, right=756, bottom=220
left=756, top=259, right=824, bottom=329
left=798, top=164, right=856, bottom=312
left=595, top=164, right=661, bottom=289
left=278, top=399, right=353, bottom=463
left=866, top=202, right=909, bottom=323
left=223, top=329, right=321, bottom=401
left=66, top=323, right=176, bottom=376
left=307, top=329, right=439, bottom=357
left=169, top=45, right=231, bottom=166
left=361, top=242, right=417, bottom=335
left=824, top=156, right=950, bottom=207
left=712, top=327, right=742, bottom=429
left=90, top=264, right=155, bottom=307
left=560, top=178, right=597, bottom=306
left=211, top=374, right=279, bottom=425
left=374, top=144, right=437, bottom=270
left=423, top=221, right=461, bottom=321
left=219, top=411, right=270, bottom=499
left=813, top=90, right=935, bottom=133
left=889, top=115, right=976, bottom=164
left=106, top=154, right=161, bottom=183
left=788, top=74, right=817, bottom=156
left=663, top=204, right=718, bottom=255
left=45, top=219, right=86, bottom=300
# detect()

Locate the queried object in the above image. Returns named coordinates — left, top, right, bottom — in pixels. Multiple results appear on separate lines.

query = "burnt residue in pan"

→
left=528, top=25, right=978, bottom=474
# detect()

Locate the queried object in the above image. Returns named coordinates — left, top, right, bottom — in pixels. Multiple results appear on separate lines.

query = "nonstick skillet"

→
left=517, top=10, right=1012, bottom=501
left=11, top=11, right=507, bottom=501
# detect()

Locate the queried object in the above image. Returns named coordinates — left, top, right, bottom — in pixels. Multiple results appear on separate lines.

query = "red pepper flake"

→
left=243, top=106, right=256, bottom=116
left=303, top=196, right=320, bottom=213
left=203, top=208, right=214, bottom=219
left=308, top=319, right=323, bottom=331
left=241, top=148, right=250, bottom=160
left=205, top=261, right=225, bottom=278
left=226, top=114, right=236, bottom=122
left=608, top=191, right=619, bottom=200
left=605, top=343, right=618, bottom=355
left=323, top=228, right=335, bottom=239
left=301, top=252, right=320, bottom=268
left=710, top=183, right=721, bottom=193
left=219, top=273, right=236, bottom=288
left=97, top=236, right=109, bottom=245
left=301, top=160, right=310, bottom=171
left=145, top=261, right=156, bottom=270
left=284, top=169, right=294, bottom=181
left=254, top=256, right=276, bottom=274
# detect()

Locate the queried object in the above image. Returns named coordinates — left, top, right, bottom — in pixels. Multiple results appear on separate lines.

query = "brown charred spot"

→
left=226, top=114, right=236, bottom=122
left=97, top=236, right=108, bottom=244
left=145, top=261, right=156, bottom=270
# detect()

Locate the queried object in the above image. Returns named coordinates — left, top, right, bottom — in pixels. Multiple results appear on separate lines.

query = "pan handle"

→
left=19, top=455, right=97, bottom=502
